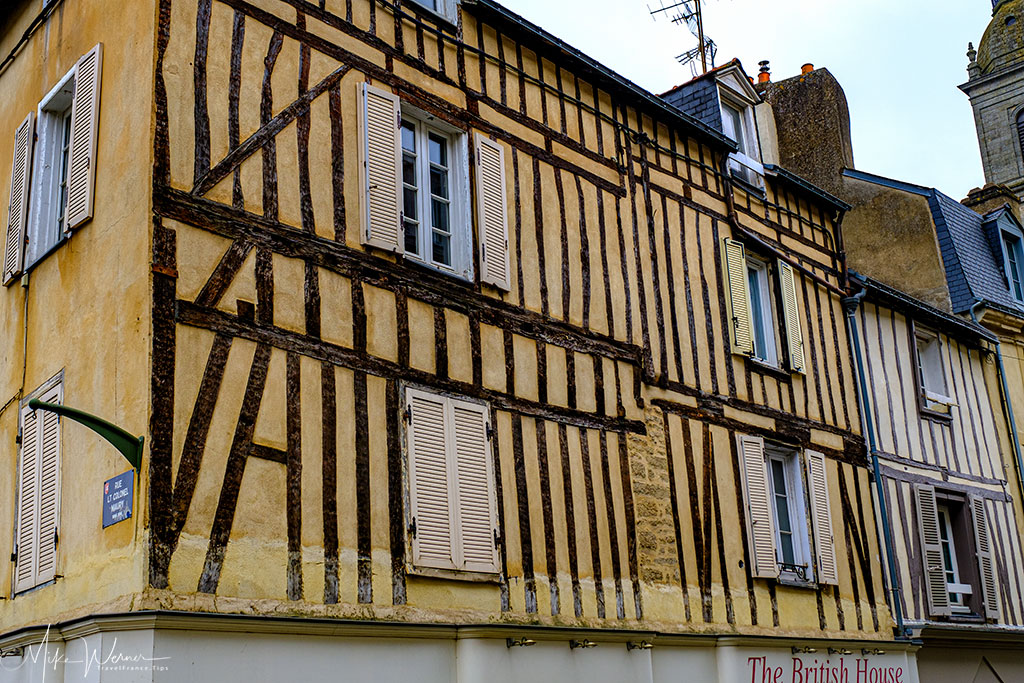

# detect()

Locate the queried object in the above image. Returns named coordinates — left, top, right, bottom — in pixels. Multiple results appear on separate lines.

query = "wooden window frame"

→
left=909, top=321, right=954, bottom=423
left=764, top=444, right=814, bottom=585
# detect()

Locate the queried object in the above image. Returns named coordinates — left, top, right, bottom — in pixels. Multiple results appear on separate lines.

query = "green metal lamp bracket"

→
left=27, top=399, right=144, bottom=471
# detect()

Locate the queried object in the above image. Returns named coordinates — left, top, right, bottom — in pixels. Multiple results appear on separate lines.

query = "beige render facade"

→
left=0, top=0, right=923, bottom=681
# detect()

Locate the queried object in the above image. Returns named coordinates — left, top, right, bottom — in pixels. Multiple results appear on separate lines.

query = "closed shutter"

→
left=64, top=44, right=103, bottom=231
left=450, top=398, right=498, bottom=572
left=34, top=383, right=62, bottom=585
left=407, top=389, right=455, bottom=569
left=736, top=433, right=777, bottom=578
left=3, top=113, right=33, bottom=285
left=722, top=238, right=753, bottom=355
left=14, top=402, right=40, bottom=593
left=474, top=133, right=510, bottom=291
left=778, top=260, right=805, bottom=373
left=969, top=496, right=999, bottom=618
left=805, top=450, right=838, bottom=585
left=915, top=484, right=951, bottom=616
left=360, top=83, right=402, bottom=252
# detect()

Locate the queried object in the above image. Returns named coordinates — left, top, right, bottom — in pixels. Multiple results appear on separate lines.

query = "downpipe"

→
left=842, top=286, right=907, bottom=638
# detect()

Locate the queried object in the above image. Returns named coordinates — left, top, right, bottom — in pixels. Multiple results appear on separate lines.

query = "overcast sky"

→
left=502, top=0, right=993, bottom=200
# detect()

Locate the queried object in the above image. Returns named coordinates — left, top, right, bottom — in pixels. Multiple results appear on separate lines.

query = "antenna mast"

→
left=648, top=0, right=717, bottom=77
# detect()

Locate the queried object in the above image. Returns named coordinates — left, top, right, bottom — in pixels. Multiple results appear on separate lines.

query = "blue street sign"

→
left=103, top=470, right=134, bottom=528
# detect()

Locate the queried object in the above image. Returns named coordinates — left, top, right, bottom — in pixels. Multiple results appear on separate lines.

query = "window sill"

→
left=746, top=357, right=792, bottom=383
left=730, top=170, right=767, bottom=198
left=406, top=565, right=501, bottom=583
left=919, top=405, right=953, bottom=425
left=401, top=252, right=473, bottom=286
left=775, top=574, right=817, bottom=589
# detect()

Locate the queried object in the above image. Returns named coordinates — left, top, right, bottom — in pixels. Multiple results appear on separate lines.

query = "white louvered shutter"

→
left=407, top=389, right=455, bottom=569
left=450, top=398, right=499, bottom=572
left=34, top=383, right=62, bottom=585
left=778, top=260, right=805, bottom=373
left=64, top=44, right=102, bottom=231
left=722, top=238, right=753, bottom=355
left=805, top=450, right=838, bottom=585
left=360, top=83, right=402, bottom=252
left=14, top=402, right=40, bottom=593
left=736, top=434, right=777, bottom=578
left=969, top=496, right=999, bottom=618
left=915, top=484, right=951, bottom=616
left=474, top=133, right=510, bottom=291
left=3, top=113, right=33, bottom=285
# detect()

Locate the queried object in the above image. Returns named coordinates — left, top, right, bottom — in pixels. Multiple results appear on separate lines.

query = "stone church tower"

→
left=962, top=0, right=1024, bottom=216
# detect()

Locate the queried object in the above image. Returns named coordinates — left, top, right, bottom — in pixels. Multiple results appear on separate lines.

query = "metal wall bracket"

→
left=28, top=399, right=144, bottom=470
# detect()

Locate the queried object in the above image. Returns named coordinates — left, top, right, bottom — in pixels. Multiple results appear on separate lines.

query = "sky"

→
left=500, top=0, right=994, bottom=200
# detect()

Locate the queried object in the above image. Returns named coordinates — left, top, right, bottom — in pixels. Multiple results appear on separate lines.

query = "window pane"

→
left=779, top=533, right=795, bottom=565
left=748, top=266, right=766, bottom=359
left=432, top=231, right=451, bottom=266
left=404, top=220, right=419, bottom=254
left=430, top=167, right=449, bottom=200
left=432, top=198, right=449, bottom=233
left=403, top=188, right=418, bottom=220
left=403, top=154, right=416, bottom=186
left=428, top=133, right=447, bottom=167
left=401, top=122, right=416, bottom=152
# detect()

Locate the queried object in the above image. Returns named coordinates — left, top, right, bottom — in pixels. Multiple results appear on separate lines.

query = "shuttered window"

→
left=360, top=83, right=485, bottom=282
left=3, top=113, right=33, bottom=285
left=736, top=434, right=778, bottom=578
left=805, top=450, right=838, bottom=585
left=969, top=496, right=999, bottom=618
left=915, top=484, right=952, bottom=616
left=14, top=380, right=62, bottom=594
left=474, top=133, right=510, bottom=290
left=64, top=44, right=102, bottom=231
left=406, top=388, right=499, bottom=574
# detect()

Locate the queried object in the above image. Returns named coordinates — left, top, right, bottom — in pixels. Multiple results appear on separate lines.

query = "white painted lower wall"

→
left=0, top=619, right=922, bottom=683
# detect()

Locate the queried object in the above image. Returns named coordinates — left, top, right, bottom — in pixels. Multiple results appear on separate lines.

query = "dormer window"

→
left=408, top=0, right=458, bottom=23
left=718, top=89, right=764, bottom=190
left=1003, top=231, right=1024, bottom=301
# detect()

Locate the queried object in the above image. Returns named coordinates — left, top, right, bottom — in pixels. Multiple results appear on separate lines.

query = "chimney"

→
left=801, top=63, right=814, bottom=74
left=758, top=60, right=771, bottom=83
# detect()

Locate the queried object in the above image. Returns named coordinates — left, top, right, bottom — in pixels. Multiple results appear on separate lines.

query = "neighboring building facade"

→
left=0, top=1, right=913, bottom=681
left=758, top=60, right=1024, bottom=682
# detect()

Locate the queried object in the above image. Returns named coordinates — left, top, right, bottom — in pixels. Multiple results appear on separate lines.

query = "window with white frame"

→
left=746, top=257, right=779, bottom=367
left=407, top=0, right=458, bottom=22
left=360, top=83, right=511, bottom=290
left=914, top=326, right=953, bottom=415
left=937, top=504, right=972, bottom=613
left=3, top=44, right=102, bottom=285
left=766, top=447, right=812, bottom=579
left=719, top=91, right=763, bottom=189
left=404, top=387, right=500, bottom=575
left=401, top=116, right=459, bottom=271
left=1002, top=231, right=1024, bottom=301
left=14, top=376, right=63, bottom=594
left=736, top=435, right=838, bottom=585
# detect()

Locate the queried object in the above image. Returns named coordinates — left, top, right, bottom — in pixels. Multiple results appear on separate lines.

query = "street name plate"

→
left=103, top=470, right=134, bottom=528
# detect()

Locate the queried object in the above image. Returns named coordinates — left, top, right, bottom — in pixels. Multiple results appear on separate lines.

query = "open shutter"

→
left=969, top=496, right=999, bottom=618
left=34, top=383, right=61, bottom=585
left=3, top=113, right=33, bottom=285
left=14, top=402, right=40, bottom=593
left=778, top=260, right=805, bottom=373
left=805, top=450, right=838, bottom=585
left=64, top=44, right=102, bottom=231
left=722, top=238, right=753, bottom=355
left=736, top=434, right=777, bottom=578
left=450, top=398, right=499, bottom=573
left=474, top=133, right=510, bottom=291
left=915, top=484, right=951, bottom=616
left=407, top=389, right=455, bottom=570
left=360, top=83, right=402, bottom=252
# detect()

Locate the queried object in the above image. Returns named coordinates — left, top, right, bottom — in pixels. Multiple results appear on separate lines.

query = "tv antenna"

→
left=648, top=0, right=717, bottom=77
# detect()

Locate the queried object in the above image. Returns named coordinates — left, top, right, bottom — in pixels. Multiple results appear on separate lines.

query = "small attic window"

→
left=718, top=90, right=763, bottom=189
left=1005, top=14, right=1016, bottom=26
left=1003, top=231, right=1024, bottom=301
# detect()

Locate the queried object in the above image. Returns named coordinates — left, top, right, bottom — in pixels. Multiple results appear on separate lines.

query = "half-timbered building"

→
left=0, top=0, right=915, bottom=681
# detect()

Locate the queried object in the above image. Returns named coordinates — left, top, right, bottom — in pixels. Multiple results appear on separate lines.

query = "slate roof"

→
left=841, top=168, right=1024, bottom=318
left=927, top=189, right=1024, bottom=316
